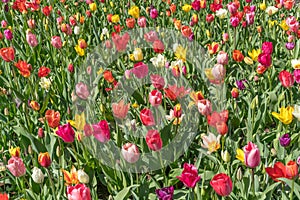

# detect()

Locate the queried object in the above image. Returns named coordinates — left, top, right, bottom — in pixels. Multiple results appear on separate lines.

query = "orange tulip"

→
left=207, top=42, right=219, bottom=54
left=62, top=166, right=79, bottom=185
left=232, top=50, right=244, bottom=62
left=14, top=60, right=32, bottom=78
left=286, top=161, right=298, bottom=179
left=103, top=70, right=115, bottom=83
left=0, top=47, right=15, bottom=62
left=181, top=25, right=192, bottom=38
left=45, top=109, right=60, bottom=128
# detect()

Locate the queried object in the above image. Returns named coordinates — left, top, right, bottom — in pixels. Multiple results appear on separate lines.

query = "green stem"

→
left=251, top=168, right=255, bottom=196
left=290, top=178, right=295, bottom=200
left=46, top=169, right=58, bottom=200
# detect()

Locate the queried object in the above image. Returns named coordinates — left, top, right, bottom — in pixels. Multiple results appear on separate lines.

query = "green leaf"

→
left=278, top=178, right=300, bottom=199
left=114, top=184, right=139, bottom=200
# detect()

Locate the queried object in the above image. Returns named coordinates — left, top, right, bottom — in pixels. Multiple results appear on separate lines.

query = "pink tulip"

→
left=4, top=29, right=13, bottom=40
left=137, top=16, right=147, bottom=27
left=227, top=2, right=238, bottom=14
left=146, top=130, right=163, bottom=151
left=150, top=8, right=158, bottom=19
left=197, top=99, right=212, bottom=116
left=177, top=163, right=201, bottom=188
left=6, top=157, right=26, bottom=177
left=51, top=36, right=62, bottom=49
left=150, top=74, right=165, bottom=90
left=217, top=51, right=228, bottom=65
left=212, top=64, right=226, bottom=81
left=246, top=12, right=255, bottom=25
left=258, top=53, right=272, bottom=67
left=121, top=143, right=140, bottom=163
left=131, top=62, right=148, bottom=79
left=149, top=90, right=162, bottom=107
left=67, top=184, right=91, bottom=200
left=230, top=17, right=239, bottom=28
left=27, top=19, right=35, bottom=29
left=261, top=42, right=273, bottom=54
left=26, top=32, right=38, bottom=47
left=75, top=82, right=90, bottom=100
left=1, top=20, right=7, bottom=28
left=92, top=120, right=110, bottom=143
left=243, top=142, right=261, bottom=168
left=112, top=100, right=130, bottom=119
left=56, top=123, right=75, bottom=143
left=293, top=69, right=300, bottom=83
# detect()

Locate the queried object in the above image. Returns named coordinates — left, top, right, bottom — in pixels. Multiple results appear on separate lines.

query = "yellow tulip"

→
left=260, top=3, right=266, bottom=10
left=111, top=15, right=120, bottom=23
left=9, top=147, right=20, bottom=157
left=272, top=106, right=294, bottom=125
left=182, top=4, right=192, bottom=12
left=75, top=45, right=85, bottom=56
left=68, top=112, right=86, bottom=131
left=89, top=3, right=97, bottom=11
left=133, top=48, right=143, bottom=61
left=174, top=45, right=187, bottom=62
left=248, top=49, right=261, bottom=61
left=279, top=20, right=289, bottom=31
left=236, top=148, right=244, bottom=163
left=128, top=6, right=140, bottom=19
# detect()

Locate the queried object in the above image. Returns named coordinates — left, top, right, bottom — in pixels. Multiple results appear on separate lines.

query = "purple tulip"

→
left=279, top=133, right=291, bottom=147
left=156, top=186, right=174, bottom=200
left=236, top=79, right=247, bottom=90
left=286, top=42, right=295, bottom=50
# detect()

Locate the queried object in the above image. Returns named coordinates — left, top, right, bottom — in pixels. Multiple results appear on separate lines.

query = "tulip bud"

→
left=28, top=145, right=33, bottom=155
left=56, top=146, right=61, bottom=157
left=4, top=108, right=9, bottom=116
left=78, top=169, right=89, bottom=183
left=38, top=152, right=51, bottom=168
left=231, top=88, right=239, bottom=98
left=236, top=167, right=243, bottom=180
left=38, top=128, right=44, bottom=138
left=221, top=150, right=231, bottom=162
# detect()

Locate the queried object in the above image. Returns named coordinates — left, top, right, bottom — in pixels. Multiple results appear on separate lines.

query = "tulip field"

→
left=1, top=0, right=300, bottom=199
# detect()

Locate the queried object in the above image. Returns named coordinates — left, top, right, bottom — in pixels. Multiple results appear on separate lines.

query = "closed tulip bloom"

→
left=140, top=108, right=155, bottom=126
left=121, top=143, right=140, bottom=163
left=149, top=90, right=162, bottom=107
left=210, top=173, right=233, bottom=196
left=0, top=47, right=15, bottom=62
left=38, top=152, right=51, bottom=168
left=176, top=163, right=201, bottom=188
left=51, top=36, right=62, bottom=49
left=262, top=41, right=273, bottom=54
left=230, top=16, right=239, bottom=27
left=9, top=146, right=20, bottom=157
left=216, top=121, right=228, bottom=135
left=112, top=100, right=130, bottom=119
left=232, top=50, right=244, bottom=62
left=266, top=162, right=287, bottom=181
left=150, top=8, right=158, bottom=19
left=246, top=12, right=255, bottom=25
left=92, top=120, right=110, bottom=143
left=243, top=142, right=261, bottom=168
left=67, top=184, right=91, bottom=200
left=279, top=70, right=294, bottom=88
left=0, top=193, right=8, bottom=200
left=26, top=31, right=38, bottom=47
left=32, top=167, right=44, bottom=183
left=150, top=74, right=165, bottom=90
left=6, top=157, right=26, bottom=177
left=56, top=123, right=75, bottom=143
left=4, top=29, right=13, bottom=40
left=279, top=133, right=291, bottom=147
left=286, top=161, right=298, bottom=179
left=231, top=88, right=239, bottom=98
left=286, top=42, right=295, bottom=50
left=78, top=169, right=89, bottom=184
left=146, top=130, right=163, bottom=151
left=258, top=53, right=272, bottom=67
left=206, top=14, right=214, bottom=23
left=75, top=82, right=90, bottom=100
left=217, top=51, right=228, bottom=65
left=156, top=186, right=174, bottom=200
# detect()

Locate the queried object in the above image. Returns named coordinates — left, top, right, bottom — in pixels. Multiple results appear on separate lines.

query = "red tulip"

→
left=243, top=142, right=261, bottom=168
left=232, top=50, right=244, bottom=62
left=0, top=47, right=15, bottom=62
left=153, top=40, right=165, bottom=53
left=126, top=18, right=135, bottom=29
left=266, top=162, right=287, bottom=181
left=176, top=163, right=201, bottom=188
left=0, top=193, right=8, bottom=200
left=38, top=152, right=52, bottom=168
left=38, top=66, right=51, bottom=78
left=210, top=173, right=233, bottom=196
left=146, top=130, right=163, bottom=151
left=279, top=70, right=294, bottom=88
left=216, top=121, right=228, bottom=135
left=14, top=60, right=32, bottom=78
left=140, top=108, right=155, bottom=126
left=286, top=161, right=298, bottom=179
left=206, top=14, right=214, bottom=23
left=45, top=110, right=60, bottom=128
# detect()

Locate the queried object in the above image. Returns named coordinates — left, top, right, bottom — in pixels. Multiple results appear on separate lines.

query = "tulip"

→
left=256, top=64, right=267, bottom=74
left=291, top=59, right=300, bottom=69
left=56, top=123, right=75, bottom=143
left=26, top=32, right=38, bottom=47
left=51, top=36, right=62, bottom=49
left=9, top=146, right=20, bottom=157
left=38, top=127, right=44, bottom=138
left=286, top=161, right=298, bottom=179
left=38, top=66, right=51, bottom=78
left=176, top=163, right=201, bottom=188
left=131, top=62, right=148, bottom=79
left=216, top=121, right=228, bottom=135
left=210, top=173, right=233, bottom=196
left=227, top=2, right=238, bottom=14
left=230, top=16, right=239, bottom=27
left=14, top=60, right=32, bottom=77
left=133, top=48, right=143, bottom=61
left=243, top=142, right=261, bottom=168
left=6, top=157, right=26, bottom=177
left=236, top=79, right=246, bottom=90
left=126, top=18, right=135, bottom=29
left=137, top=16, right=147, bottom=27
left=279, top=133, right=291, bottom=147
left=121, top=143, right=140, bottom=163
left=140, top=108, right=155, bottom=126
left=197, top=99, right=212, bottom=116
left=211, top=64, right=226, bottom=81
left=231, top=88, right=239, bottom=98
left=232, top=50, right=244, bottom=62
left=217, top=51, right=228, bottom=65
left=246, top=12, right=255, bottom=25
left=75, top=82, right=90, bottom=100
left=78, top=169, right=89, bottom=184
left=258, top=53, right=272, bottom=67
left=149, top=90, right=162, bottom=107
left=92, top=120, right=110, bottom=143
left=286, top=42, right=295, bottom=50
left=4, top=29, right=13, bottom=40
left=201, top=132, right=221, bottom=154
left=150, top=8, right=158, bottom=19
left=67, top=184, right=91, bottom=200
left=279, top=70, right=294, bottom=88
left=128, top=5, right=140, bottom=19
left=262, top=41, right=273, bottom=54
left=266, top=162, right=287, bottom=181
left=146, top=130, right=163, bottom=151
left=103, top=70, right=115, bottom=83
left=272, top=106, right=294, bottom=124
left=150, top=74, right=165, bottom=90
left=206, top=14, right=214, bottom=23
left=45, top=109, right=60, bottom=128
left=0, top=47, right=15, bottom=62
left=32, top=167, right=44, bottom=183
left=153, top=40, right=165, bottom=53
left=0, top=193, right=8, bottom=200
left=221, top=150, right=231, bottom=162
left=28, top=100, right=39, bottom=111
left=112, top=100, right=130, bottom=119
left=38, top=152, right=51, bottom=168
left=156, top=186, right=174, bottom=200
